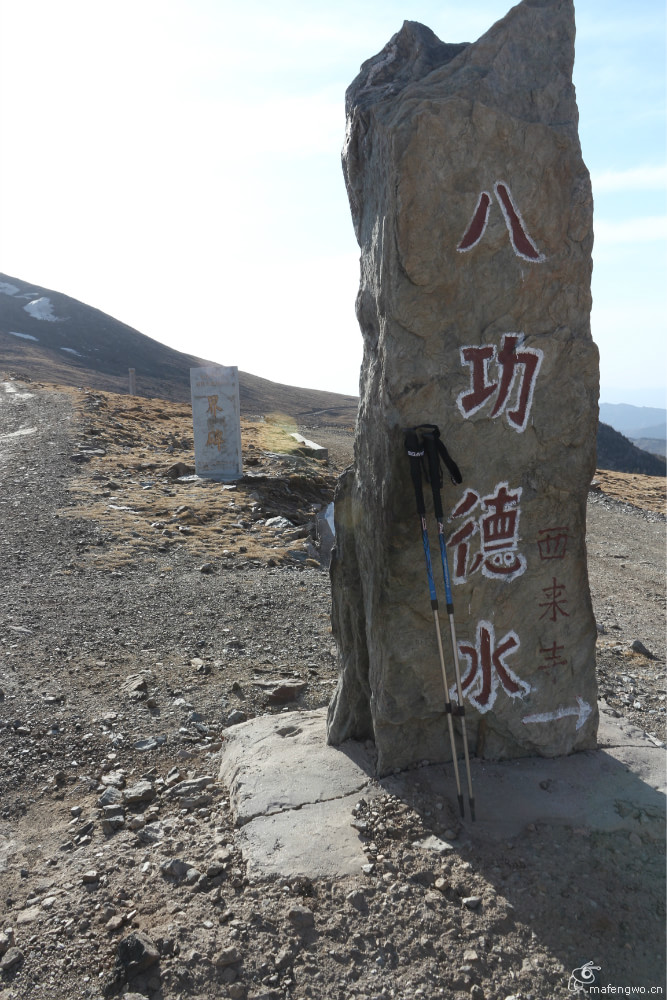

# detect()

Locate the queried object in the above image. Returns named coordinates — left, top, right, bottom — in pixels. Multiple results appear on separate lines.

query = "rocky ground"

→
left=1, top=376, right=665, bottom=1000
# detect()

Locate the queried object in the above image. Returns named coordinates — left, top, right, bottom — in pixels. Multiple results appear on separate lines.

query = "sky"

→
left=0, top=0, right=665, bottom=407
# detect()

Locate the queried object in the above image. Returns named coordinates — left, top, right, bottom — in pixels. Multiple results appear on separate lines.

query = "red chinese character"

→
left=537, top=526, right=570, bottom=561
left=538, top=641, right=568, bottom=671
left=457, top=180, right=546, bottom=262
left=448, top=482, right=526, bottom=583
left=455, top=620, right=529, bottom=713
left=457, top=334, right=543, bottom=433
left=539, top=577, right=570, bottom=621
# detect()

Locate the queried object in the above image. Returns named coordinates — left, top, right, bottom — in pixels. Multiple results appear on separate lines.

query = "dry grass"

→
left=593, top=468, right=666, bottom=515
left=56, top=387, right=338, bottom=571
left=41, top=386, right=667, bottom=577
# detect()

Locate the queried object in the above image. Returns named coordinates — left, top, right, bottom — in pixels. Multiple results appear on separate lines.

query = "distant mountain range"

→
left=596, top=423, right=666, bottom=477
left=0, top=273, right=358, bottom=427
left=599, top=402, right=666, bottom=458
left=1, top=271, right=665, bottom=478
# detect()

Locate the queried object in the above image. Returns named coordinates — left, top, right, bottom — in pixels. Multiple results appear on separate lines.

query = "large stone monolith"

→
left=327, top=0, right=599, bottom=774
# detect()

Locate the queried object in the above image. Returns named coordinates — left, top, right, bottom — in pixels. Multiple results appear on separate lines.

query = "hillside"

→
left=596, top=421, right=666, bottom=477
left=599, top=402, right=666, bottom=441
left=3, top=271, right=666, bottom=479
left=0, top=272, right=358, bottom=427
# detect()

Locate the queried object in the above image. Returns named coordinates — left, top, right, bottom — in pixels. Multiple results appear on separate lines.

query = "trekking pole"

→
left=420, top=426, right=475, bottom=821
left=404, top=429, right=465, bottom=818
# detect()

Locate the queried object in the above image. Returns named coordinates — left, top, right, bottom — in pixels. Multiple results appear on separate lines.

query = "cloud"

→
left=592, top=165, right=667, bottom=193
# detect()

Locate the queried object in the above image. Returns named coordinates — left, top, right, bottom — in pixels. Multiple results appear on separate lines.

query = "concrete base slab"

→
left=219, top=710, right=373, bottom=825
left=398, top=709, right=666, bottom=842
left=218, top=706, right=666, bottom=879
left=237, top=793, right=370, bottom=879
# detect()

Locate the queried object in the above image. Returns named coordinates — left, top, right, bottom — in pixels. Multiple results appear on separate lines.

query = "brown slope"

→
left=0, top=271, right=359, bottom=426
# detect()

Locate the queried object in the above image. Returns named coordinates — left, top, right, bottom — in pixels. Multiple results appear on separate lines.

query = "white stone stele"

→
left=190, top=365, right=242, bottom=482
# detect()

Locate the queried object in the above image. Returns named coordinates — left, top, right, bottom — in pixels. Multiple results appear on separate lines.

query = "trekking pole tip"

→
left=457, top=793, right=465, bottom=819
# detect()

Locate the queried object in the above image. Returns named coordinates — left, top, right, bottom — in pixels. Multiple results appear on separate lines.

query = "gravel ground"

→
left=0, top=377, right=665, bottom=1000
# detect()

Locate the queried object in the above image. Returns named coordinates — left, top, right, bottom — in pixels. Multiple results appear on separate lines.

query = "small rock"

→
left=214, top=945, right=242, bottom=968
left=417, top=835, right=455, bottom=853
left=165, top=776, right=214, bottom=799
left=462, top=896, right=482, bottom=910
left=16, top=905, right=41, bottom=924
left=164, top=767, right=183, bottom=787
left=166, top=461, right=195, bottom=479
left=288, top=904, right=315, bottom=929
left=70, top=805, right=83, bottom=818
left=161, top=858, right=200, bottom=883
left=265, top=516, right=293, bottom=531
left=0, top=947, right=24, bottom=972
left=199, top=563, right=216, bottom=574
left=470, top=985, right=485, bottom=999
left=226, top=710, right=247, bottom=726
left=179, top=794, right=212, bottom=811
left=101, top=769, right=126, bottom=788
left=463, top=948, right=479, bottom=962
left=133, top=736, right=167, bottom=751
left=346, top=889, right=368, bottom=912
left=122, top=674, right=148, bottom=698
left=275, top=944, right=295, bottom=971
left=98, top=786, right=124, bottom=808
left=116, top=930, right=160, bottom=976
left=0, top=931, right=11, bottom=956
left=124, top=779, right=156, bottom=804
left=106, top=914, right=126, bottom=933
left=82, top=870, right=99, bottom=884
left=253, top=680, right=308, bottom=704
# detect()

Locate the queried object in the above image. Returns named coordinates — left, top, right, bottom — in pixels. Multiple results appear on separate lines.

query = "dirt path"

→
left=0, top=379, right=664, bottom=1000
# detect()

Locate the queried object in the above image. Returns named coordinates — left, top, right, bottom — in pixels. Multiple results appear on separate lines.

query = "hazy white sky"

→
left=1, top=0, right=665, bottom=405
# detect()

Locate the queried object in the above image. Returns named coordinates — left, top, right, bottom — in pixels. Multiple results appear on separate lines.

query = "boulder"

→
left=328, top=1, right=599, bottom=773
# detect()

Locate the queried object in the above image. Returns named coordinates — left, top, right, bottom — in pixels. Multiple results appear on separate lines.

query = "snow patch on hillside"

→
left=60, top=347, right=83, bottom=356
left=8, top=331, right=39, bottom=342
left=24, top=297, right=59, bottom=322
left=0, top=282, right=20, bottom=296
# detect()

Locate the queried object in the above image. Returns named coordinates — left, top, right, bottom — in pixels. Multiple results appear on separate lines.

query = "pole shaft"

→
left=432, top=609, right=463, bottom=805
left=422, top=429, right=476, bottom=820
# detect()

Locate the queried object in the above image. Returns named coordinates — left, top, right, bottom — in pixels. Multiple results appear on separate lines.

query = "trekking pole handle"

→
left=416, top=424, right=462, bottom=487
left=422, top=432, right=444, bottom=519
left=404, top=430, right=426, bottom=517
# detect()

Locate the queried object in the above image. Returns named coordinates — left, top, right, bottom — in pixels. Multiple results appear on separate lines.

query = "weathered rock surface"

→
left=328, top=1, right=599, bottom=772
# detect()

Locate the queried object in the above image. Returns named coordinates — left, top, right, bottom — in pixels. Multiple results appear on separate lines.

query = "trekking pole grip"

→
left=404, top=430, right=426, bottom=516
left=422, top=432, right=444, bottom=519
